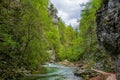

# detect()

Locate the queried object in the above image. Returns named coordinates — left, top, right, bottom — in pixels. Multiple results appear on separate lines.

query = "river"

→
left=22, top=63, right=82, bottom=80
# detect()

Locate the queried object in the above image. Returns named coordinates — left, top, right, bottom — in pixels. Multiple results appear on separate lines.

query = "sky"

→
left=50, top=0, right=90, bottom=28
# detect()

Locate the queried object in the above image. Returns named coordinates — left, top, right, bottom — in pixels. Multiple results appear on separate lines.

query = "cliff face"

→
left=96, top=0, right=120, bottom=56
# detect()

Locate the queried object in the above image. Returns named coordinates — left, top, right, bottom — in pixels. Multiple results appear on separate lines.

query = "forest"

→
left=0, top=0, right=119, bottom=80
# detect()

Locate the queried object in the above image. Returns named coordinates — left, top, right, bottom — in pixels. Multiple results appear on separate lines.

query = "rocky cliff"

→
left=96, top=0, right=120, bottom=79
left=96, top=0, right=120, bottom=56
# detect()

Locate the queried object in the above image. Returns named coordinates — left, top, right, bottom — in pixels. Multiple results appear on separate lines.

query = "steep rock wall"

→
left=96, top=0, right=120, bottom=80
left=96, top=0, right=120, bottom=56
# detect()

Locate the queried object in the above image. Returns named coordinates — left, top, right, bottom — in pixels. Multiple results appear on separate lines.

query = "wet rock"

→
left=75, top=69, right=99, bottom=79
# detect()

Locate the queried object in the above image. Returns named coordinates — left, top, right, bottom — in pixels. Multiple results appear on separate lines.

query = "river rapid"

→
left=22, top=63, right=82, bottom=80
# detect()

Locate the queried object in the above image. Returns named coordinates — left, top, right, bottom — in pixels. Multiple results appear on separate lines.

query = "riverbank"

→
left=58, top=60, right=82, bottom=67
left=89, top=69, right=116, bottom=80
left=57, top=60, right=116, bottom=80
left=8, top=60, right=115, bottom=80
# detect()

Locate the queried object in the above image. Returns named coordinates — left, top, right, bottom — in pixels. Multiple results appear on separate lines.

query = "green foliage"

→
left=78, top=0, right=114, bottom=71
left=0, top=0, right=113, bottom=79
left=0, top=0, right=51, bottom=78
left=0, top=0, right=83, bottom=78
left=57, top=22, right=82, bottom=61
left=78, top=0, right=102, bottom=61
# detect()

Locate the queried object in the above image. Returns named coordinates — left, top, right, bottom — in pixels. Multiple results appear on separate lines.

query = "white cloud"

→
left=67, top=19, right=79, bottom=28
left=50, top=0, right=90, bottom=28
left=57, top=10, right=69, bottom=22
